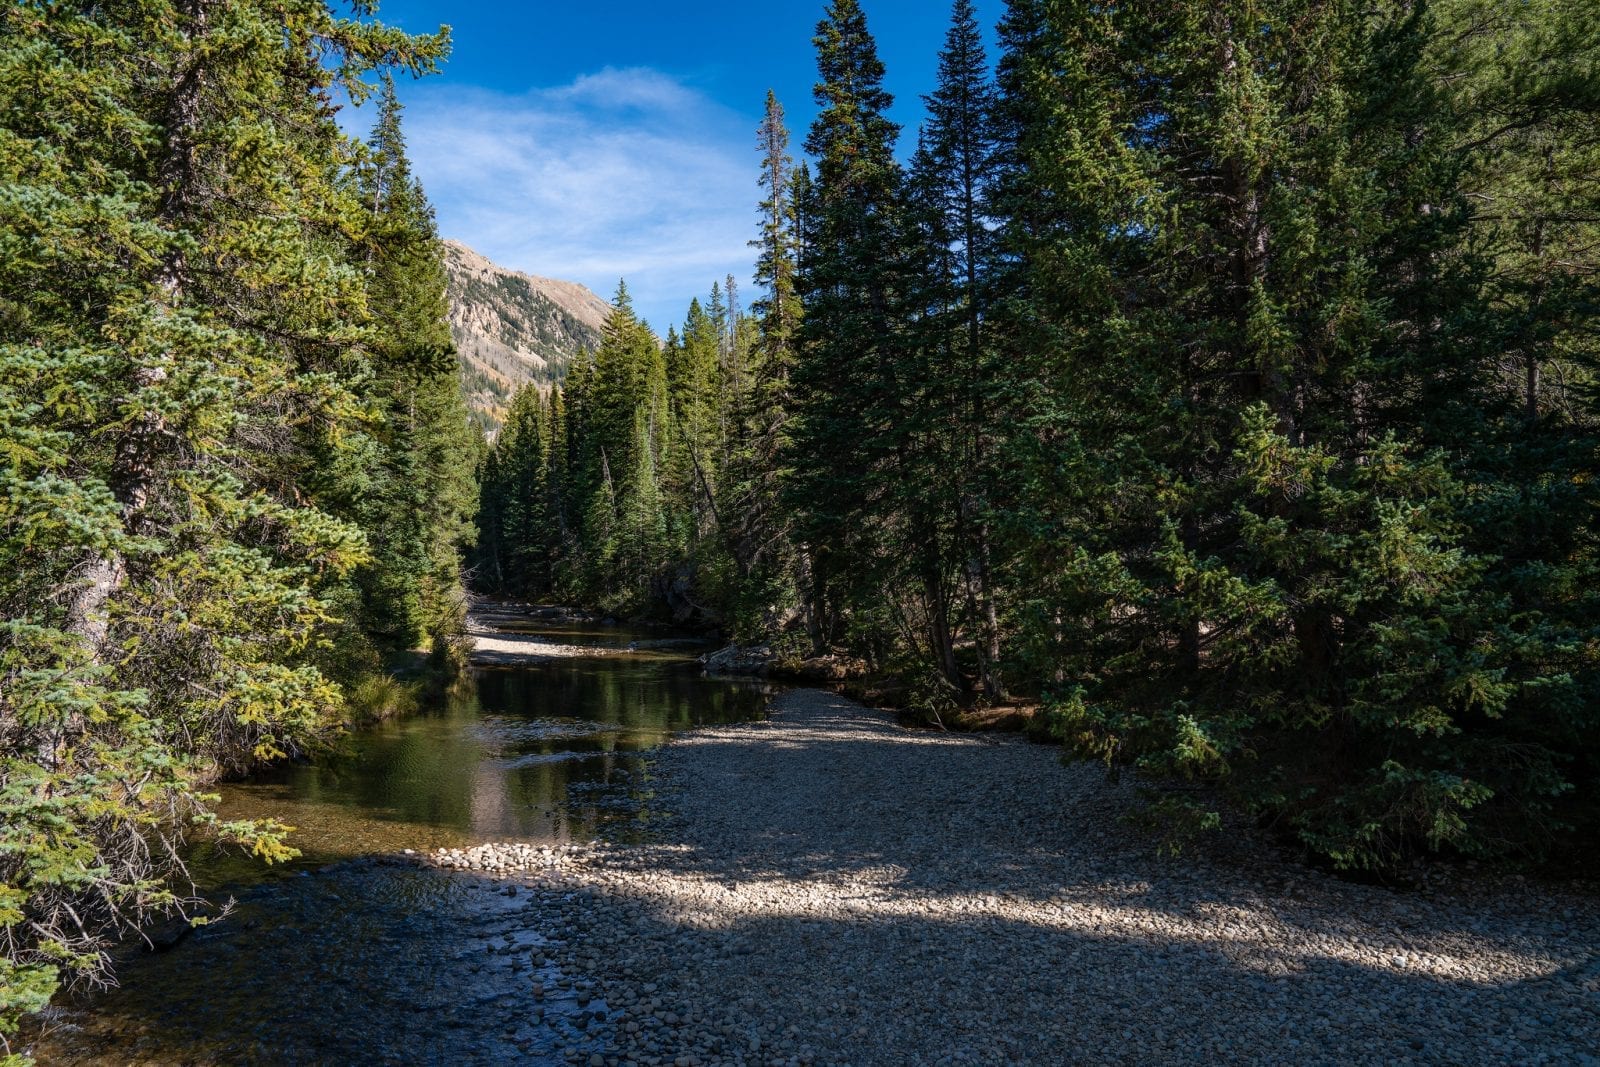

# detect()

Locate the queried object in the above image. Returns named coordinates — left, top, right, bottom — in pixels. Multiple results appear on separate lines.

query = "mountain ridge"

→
left=442, top=239, right=610, bottom=427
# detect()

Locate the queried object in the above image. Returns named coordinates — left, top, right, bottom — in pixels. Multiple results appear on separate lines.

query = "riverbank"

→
left=444, top=689, right=1598, bottom=1066
left=467, top=602, right=633, bottom=667
left=26, top=615, right=769, bottom=1065
left=467, top=618, right=628, bottom=667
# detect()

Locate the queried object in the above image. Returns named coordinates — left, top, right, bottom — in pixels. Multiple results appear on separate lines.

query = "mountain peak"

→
left=442, top=240, right=610, bottom=428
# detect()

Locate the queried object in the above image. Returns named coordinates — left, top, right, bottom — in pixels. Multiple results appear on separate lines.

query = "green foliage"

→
left=473, top=0, right=1598, bottom=872
left=474, top=91, right=813, bottom=634
left=477, top=275, right=764, bottom=623
left=344, top=673, right=422, bottom=725
left=991, top=0, right=1599, bottom=870
left=482, top=0, right=1590, bottom=875
left=467, top=0, right=1600, bottom=888
left=340, top=75, right=480, bottom=661
left=785, top=0, right=909, bottom=655
left=0, top=0, right=463, bottom=1052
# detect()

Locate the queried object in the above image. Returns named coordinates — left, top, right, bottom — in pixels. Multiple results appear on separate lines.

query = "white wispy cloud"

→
left=389, top=68, right=761, bottom=332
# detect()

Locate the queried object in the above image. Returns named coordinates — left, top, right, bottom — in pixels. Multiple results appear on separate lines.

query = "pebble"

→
left=424, top=690, right=1600, bottom=1066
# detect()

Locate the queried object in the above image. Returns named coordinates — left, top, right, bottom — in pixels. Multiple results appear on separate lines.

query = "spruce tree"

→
left=0, top=0, right=447, bottom=1044
left=787, top=0, right=906, bottom=654
left=350, top=75, right=478, bottom=658
left=1432, top=0, right=1600, bottom=846
left=752, top=92, right=803, bottom=395
left=562, top=282, right=673, bottom=611
left=987, top=0, right=1597, bottom=867
left=908, top=0, right=1007, bottom=699
left=672, top=296, right=723, bottom=494
left=707, top=91, right=808, bottom=636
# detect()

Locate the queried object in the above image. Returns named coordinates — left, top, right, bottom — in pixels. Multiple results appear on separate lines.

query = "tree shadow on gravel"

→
left=571, top=701, right=1600, bottom=1065
left=545, top=854, right=1599, bottom=1067
left=30, top=696, right=1597, bottom=1067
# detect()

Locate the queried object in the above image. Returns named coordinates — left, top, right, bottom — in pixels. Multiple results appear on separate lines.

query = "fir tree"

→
left=351, top=75, right=478, bottom=658
left=752, top=91, right=803, bottom=397
left=1432, top=0, right=1600, bottom=844
left=557, top=282, right=674, bottom=611
left=703, top=91, right=809, bottom=636
left=908, top=0, right=1008, bottom=698
left=987, top=0, right=1596, bottom=867
left=456, top=0, right=1599, bottom=873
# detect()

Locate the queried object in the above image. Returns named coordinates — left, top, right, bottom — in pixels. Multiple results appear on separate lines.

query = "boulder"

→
left=701, top=645, right=774, bottom=677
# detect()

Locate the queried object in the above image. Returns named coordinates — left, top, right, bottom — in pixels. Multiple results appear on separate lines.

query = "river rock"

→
left=471, top=688, right=1600, bottom=1067
left=700, top=644, right=774, bottom=677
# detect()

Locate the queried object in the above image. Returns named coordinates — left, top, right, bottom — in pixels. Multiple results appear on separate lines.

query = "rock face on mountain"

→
left=441, top=240, right=610, bottom=427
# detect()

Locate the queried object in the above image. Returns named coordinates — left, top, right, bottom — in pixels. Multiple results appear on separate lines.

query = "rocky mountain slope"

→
left=442, top=240, right=610, bottom=427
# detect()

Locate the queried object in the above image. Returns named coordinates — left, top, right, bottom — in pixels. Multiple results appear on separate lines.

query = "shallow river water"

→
left=34, top=620, right=767, bottom=1065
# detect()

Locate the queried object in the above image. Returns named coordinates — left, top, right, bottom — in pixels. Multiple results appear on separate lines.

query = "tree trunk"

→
left=1525, top=147, right=1554, bottom=423
left=66, top=0, right=211, bottom=650
left=802, top=548, right=828, bottom=656
left=972, top=525, right=1006, bottom=700
left=923, top=569, right=961, bottom=694
left=53, top=0, right=211, bottom=776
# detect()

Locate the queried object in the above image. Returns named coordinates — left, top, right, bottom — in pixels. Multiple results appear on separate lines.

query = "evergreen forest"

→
left=0, top=0, right=476, bottom=1050
left=3, top=0, right=1599, bottom=1056
left=478, top=0, right=1600, bottom=876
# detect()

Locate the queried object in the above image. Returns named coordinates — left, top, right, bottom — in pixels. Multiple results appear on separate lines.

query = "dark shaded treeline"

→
left=478, top=0, right=1600, bottom=873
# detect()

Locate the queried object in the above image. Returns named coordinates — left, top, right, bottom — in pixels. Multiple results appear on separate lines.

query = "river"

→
left=32, top=616, right=767, bottom=1065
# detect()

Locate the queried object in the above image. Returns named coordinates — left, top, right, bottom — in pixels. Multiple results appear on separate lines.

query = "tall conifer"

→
left=352, top=76, right=478, bottom=657
left=0, top=0, right=447, bottom=1041
left=909, top=0, right=1007, bottom=698
left=787, top=0, right=905, bottom=653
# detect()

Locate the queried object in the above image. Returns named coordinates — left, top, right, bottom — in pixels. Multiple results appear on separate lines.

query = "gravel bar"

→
left=447, top=690, right=1599, bottom=1066
left=467, top=619, right=625, bottom=667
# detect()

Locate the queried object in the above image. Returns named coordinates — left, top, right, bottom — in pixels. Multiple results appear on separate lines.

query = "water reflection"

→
left=189, top=646, right=766, bottom=886
left=31, top=627, right=767, bottom=1064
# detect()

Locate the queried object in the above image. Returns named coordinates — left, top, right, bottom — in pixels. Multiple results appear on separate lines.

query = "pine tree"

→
left=752, top=92, right=803, bottom=398
left=559, top=281, right=674, bottom=611
left=453, top=0, right=1597, bottom=872
left=699, top=91, right=807, bottom=637
left=720, top=274, right=749, bottom=413
left=1434, top=0, right=1600, bottom=421
left=498, top=386, right=553, bottom=593
left=987, top=0, right=1597, bottom=867
left=547, top=384, right=575, bottom=591
left=475, top=446, right=510, bottom=592
left=673, top=297, right=722, bottom=472
left=350, top=75, right=478, bottom=658
left=617, top=405, right=669, bottom=600
left=1431, top=0, right=1600, bottom=844
left=676, top=295, right=725, bottom=549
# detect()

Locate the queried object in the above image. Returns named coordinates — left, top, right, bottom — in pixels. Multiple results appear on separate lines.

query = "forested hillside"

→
left=477, top=0, right=1600, bottom=873
left=443, top=240, right=610, bottom=429
left=0, top=0, right=474, bottom=1052
left=474, top=275, right=760, bottom=623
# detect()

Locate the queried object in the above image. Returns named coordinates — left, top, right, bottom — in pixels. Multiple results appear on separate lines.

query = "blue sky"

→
left=353, top=0, right=1004, bottom=331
